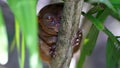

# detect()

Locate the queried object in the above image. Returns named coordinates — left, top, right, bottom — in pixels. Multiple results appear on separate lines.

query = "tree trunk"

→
left=50, top=0, right=84, bottom=68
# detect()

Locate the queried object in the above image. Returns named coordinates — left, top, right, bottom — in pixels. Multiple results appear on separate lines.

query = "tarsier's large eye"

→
left=44, top=13, right=54, bottom=22
left=47, top=15, right=53, bottom=22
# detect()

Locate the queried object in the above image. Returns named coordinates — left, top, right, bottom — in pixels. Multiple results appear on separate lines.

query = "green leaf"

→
left=77, top=25, right=99, bottom=68
left=82, top=12, right=104, bottom=30
left=99, top=0, right=120, bottom=21
left=106, top=37, right=120, bottom=68
left=103, top=27, right=119, bottom=44
left=77, top=8, right=114, bottom=68
left=0, top=8, right=8, bottom=65
left=19, top=34, right=25, bottom=68
left=83, top=12, right=119, bottom=46
left=101, top=0, right=117, bottom=12
left=77, top=8, right=109, bottom=68
left=85, top=0, right=120, bottom=22
left=109, top=0, right=120, bottom=7
left=87, top=0, right=117, bottom=12
left=87, top=5, right=103, bottom=14
left=96, top=7, right=110, bottom=21
left=15, top=19, right=20, bottom=54
left=110, top=10, right=120, bottom=21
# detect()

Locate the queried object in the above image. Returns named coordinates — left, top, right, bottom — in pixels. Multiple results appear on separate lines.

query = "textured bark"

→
left=50, top=0, right=64, bottom=4
left=50, top=0, right=84, bottom=68
left=50, top=0, right=63, bottom=3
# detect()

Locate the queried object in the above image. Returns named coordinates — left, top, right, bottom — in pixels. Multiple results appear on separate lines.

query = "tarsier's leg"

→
left=49, top=29, right=82, bottom=58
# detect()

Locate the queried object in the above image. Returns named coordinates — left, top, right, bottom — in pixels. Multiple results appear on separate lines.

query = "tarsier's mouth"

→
left=48, top=25, right=59, bottom=33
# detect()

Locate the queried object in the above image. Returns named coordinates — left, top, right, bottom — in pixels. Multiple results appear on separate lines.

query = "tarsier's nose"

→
left=56, top=23, right=60, bottom=29
left=54, top=23, right=60, bottom=32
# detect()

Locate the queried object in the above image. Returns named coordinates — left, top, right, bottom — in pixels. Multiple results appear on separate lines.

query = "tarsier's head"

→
left=38, top=3, right=64, bottom=35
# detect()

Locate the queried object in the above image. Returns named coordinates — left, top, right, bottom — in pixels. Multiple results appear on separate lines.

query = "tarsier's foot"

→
left=49, top=45, right=56, bottom=58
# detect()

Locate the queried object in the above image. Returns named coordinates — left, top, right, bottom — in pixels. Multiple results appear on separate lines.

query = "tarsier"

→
left=38, top=3, right=82, bottom=63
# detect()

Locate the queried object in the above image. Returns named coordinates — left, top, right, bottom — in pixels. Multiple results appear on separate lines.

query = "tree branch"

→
left=50, top=0, right=84, bottom=68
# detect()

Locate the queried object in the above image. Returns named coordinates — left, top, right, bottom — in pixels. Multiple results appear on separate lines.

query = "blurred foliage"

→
left=7, top=0, right=42, bottom=68
left=106, top=37, right=120, bottom=68
left=77, top=0, right=120, bottom=68
left=0, top=0, right=42, bottom=68
left=0, top=8, right=8, bottom=65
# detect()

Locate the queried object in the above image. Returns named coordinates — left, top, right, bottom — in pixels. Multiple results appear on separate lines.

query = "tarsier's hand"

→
left=73, top=29, right=82, bottom=53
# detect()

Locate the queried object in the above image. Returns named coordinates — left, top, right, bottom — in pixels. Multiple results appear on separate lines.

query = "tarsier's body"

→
left=38, top=3, right=82, bottom=63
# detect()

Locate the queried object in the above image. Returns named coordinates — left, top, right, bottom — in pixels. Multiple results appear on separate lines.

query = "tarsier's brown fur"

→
left=38, top=3, right=82, bottom=63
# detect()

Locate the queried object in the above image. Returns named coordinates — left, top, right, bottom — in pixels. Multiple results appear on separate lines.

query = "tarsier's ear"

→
left=37, top=13, right=41, bottom=24
left=37, top=17, right=40, bottom=24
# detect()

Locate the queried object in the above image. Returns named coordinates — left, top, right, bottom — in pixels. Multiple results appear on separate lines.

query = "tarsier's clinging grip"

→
left=38, top=3, right=82, bottom=63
